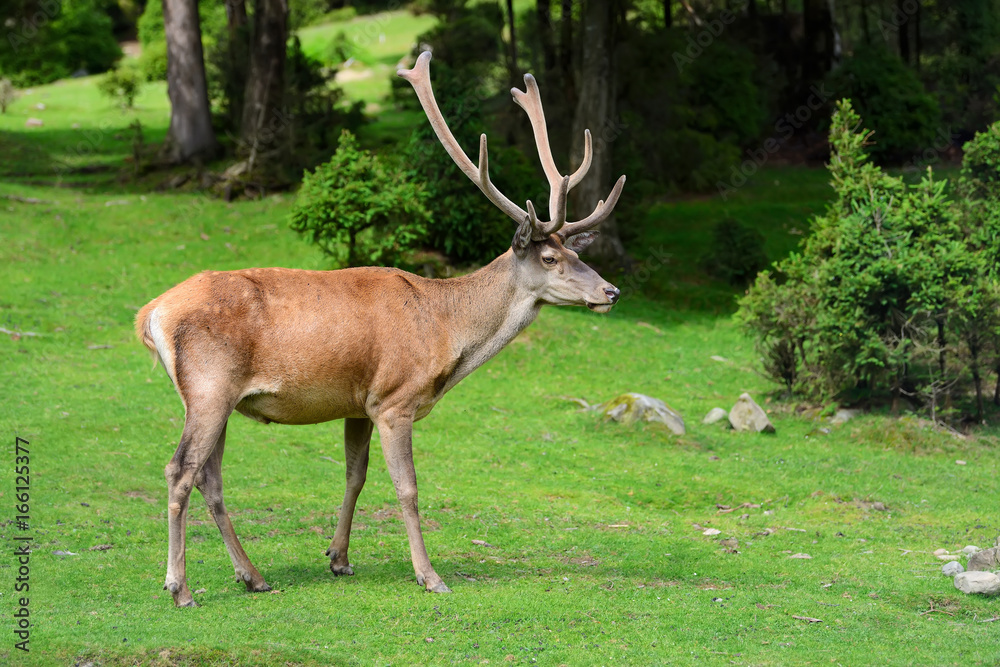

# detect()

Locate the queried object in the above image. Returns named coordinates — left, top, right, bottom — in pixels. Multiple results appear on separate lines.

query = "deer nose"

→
left=604, top=287, right=620, bottom=304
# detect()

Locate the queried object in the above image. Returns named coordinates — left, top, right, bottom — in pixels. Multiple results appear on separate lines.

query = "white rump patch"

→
left=149, top=307, right=177, bottom=386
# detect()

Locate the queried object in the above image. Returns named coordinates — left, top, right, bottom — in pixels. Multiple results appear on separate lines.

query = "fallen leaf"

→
left=792, top=615, right=822, bottom=623
left=200, top=232, right=210, bottom=241
left=89, top=544, right=112, bottom=551
left=788, top=553, right=812, bottom=559
left=471, top=539, right=495, bottom=548
left=193, top=588, right=206, bottom=594
left=703, top=528, right=721, bottom=536
left=53, top=551, right=79, bottom=556
left=710, top=355, right=728, bottom=362
left=956, top=460, right=967, bottom=465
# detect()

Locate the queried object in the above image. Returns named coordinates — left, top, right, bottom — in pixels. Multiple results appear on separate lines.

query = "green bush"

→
left=98, top=62, right=143, bottom=108
left=737, top=100, right=1000, bottom=418
left=0, top=0, right=121, bottom=85
left=289, top=131, right=431, bottom=268
left=958, top=122, right=1000, bottom=200
left=826, top=46, right=940, bottom=162
left=702, top=219, right=768, bottom=287
left=138, top=40, right=168, bottom=81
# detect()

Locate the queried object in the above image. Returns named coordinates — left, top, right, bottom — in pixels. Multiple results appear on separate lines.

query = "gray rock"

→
left=967, top=546, right=1000, bottom=572
left=728, top=393, right=775, bottom=433
left=961, top=545, right=981, bottom=556
left=830, top=408, right=862, bottom=425
left=954, top=571, right=1000, bottom=595
left=942, top=561, right=964, bottom=577
left=702, top=407, right=728, bottom=425
left=600, top=393, right=685, bottom=435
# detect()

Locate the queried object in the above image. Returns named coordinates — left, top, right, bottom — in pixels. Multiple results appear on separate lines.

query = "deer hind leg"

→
left=326, top=417, right=374, bottom=576
left=163, top=403, right=231, bottom=607
left=195, top=421, right=270, bottom=593
left=374, top=412, right=451, bottom=593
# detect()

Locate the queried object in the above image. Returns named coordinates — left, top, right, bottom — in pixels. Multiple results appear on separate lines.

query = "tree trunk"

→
left=914, top=0, right=922, bottom=70
left=241, top=0, right=289, bottom=160
left=162, top=0, right=217, bottom=162
left=537, top=0, right=556, bottom=71
left=801, top=0, right=835, bottom=89
left=570, top=0, right=626, bottom=268
left=560, top=0, right=574, bottom=99
left=226, top=0, right=250, bottom=133
left=505, top=0, right=520, bottom=86
left=664, top=0, right=672, bottom=28
left=897, top=0, right=910, bottom=64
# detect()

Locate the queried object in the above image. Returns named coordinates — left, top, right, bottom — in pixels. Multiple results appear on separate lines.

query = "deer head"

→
left=398, top=52, right=625, bottom=313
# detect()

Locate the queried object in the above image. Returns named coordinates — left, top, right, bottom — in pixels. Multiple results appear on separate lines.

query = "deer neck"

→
left=439, top=250, right=540, bottom=380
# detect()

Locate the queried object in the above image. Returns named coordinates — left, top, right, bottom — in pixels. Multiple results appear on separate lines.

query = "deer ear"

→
left=512, top=217, right=533, bottom=257
left=564, top=231, right=599, bottom=254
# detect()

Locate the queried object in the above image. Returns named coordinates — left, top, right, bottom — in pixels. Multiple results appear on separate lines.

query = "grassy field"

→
left=2, top=43, right=1000, bottom=667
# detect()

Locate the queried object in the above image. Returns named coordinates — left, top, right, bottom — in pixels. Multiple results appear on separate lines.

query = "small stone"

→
left=961, top=545, right=981, bottom=556
left=25, top=117, right=43, bottom=128
left=942, top=561, right=964, bottom=577
left=954, top=571, right=1000, bottom=596
left=703, top=528, right=721, bottom=536
left=933, top=548, right=949, bottom=556
left=937, top=554, right=960, bottom=561
left=702, top=407, right=728, bottom=425
left=789, top=553, right=812, bottom=559
left=830, top=408, right=862, bottom=424
left=193, top=588, right=207, bottom=594
left=728, top=393, right=775, bottom=433
left=600, top=393, right=685, bottom=435
left=967, top=546, right=1000, bottom=572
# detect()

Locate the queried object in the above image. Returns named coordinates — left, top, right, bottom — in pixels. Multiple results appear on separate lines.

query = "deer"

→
left=135, top=51, right=625, bottom=607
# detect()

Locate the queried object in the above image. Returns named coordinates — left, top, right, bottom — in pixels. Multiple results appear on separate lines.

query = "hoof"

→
left=330, top=563, right=354, bottom=577
left=175, top=598, right=200, bottom=608
left=246, top=581, right=271, bottom=593
left=428, top=582, right=452, bottom=594
left=164, top=582, right=180, bottom=594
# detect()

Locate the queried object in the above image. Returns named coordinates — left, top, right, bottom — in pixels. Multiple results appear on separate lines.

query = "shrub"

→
left=289, top=131, right=431, bottom=268
left=0, top=0, right=121, bottom=85
left=958, top=122, right=1000, bottom=201
left=98, top=63, right=143, bottom=109
left=737, top=99, right=1000, bottom=419
left=138, top=40, right=168, bottom=81
left=702, top=219, right=768, bottom=287
left=826, top=46, right=940, bottom=162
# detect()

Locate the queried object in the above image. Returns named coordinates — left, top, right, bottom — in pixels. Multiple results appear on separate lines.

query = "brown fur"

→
left=136, top=241, right=619, bottom=606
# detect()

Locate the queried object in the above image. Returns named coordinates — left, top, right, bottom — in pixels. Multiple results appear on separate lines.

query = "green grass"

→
left=298, top=9, right=437, bottom=107
left=2, top=72, right=1000, bottom=667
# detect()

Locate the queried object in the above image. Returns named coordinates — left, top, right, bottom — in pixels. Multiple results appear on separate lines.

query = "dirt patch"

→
left=124, top=490, right=158, bottom=504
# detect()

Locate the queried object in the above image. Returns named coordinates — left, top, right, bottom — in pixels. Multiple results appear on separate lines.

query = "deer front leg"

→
left=375, top=413, right=451, bottom=593
left=326, top=417, right=374, bottom=576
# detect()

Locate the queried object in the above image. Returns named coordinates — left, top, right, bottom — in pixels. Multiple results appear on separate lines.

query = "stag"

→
left=135, top=52, right=625, bottom=606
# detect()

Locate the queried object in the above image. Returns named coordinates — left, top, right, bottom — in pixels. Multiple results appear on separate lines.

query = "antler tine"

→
left=512, top=74, right=568, bottom=231
left=569, top=130, right=593, bottom=189
left=557, top=175, right=627, bottom=239
left=532, top=176, right=569, bottom=239
left=399, top=51, right=528, bottom=224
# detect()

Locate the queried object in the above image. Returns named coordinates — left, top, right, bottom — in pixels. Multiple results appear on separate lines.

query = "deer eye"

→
left=542, top=256, right=557, bottom=265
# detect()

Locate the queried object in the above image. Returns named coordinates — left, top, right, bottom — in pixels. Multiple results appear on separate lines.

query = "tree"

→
left=162, top=0, right=217, bottom=162
left=241, top=0, right=289, bottom=163
left=570, top=0, right=627, bottom=267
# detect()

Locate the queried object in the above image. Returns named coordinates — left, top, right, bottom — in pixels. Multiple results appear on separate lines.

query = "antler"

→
left=398, top=51, right=625, bottom=241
